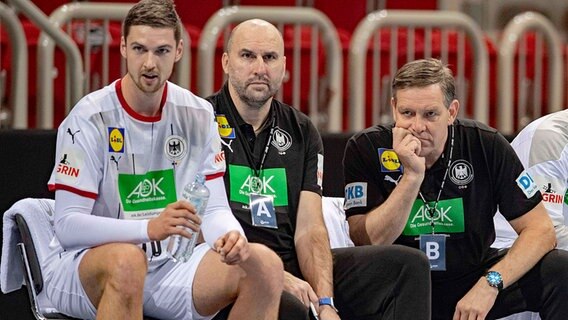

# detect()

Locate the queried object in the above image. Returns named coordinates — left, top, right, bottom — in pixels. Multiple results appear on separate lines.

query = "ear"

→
left=448, top=99, right=460, bottom=124
left=281, top=55, right=287, bottom=79
left=120, top=36, right=127, bottom=59
left=221, top=52, right=229, bottom=75
left=174, top=39, right=183, bottom=62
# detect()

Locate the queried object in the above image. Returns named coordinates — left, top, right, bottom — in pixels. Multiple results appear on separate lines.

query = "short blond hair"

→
left=392, top=58, right=456, bottom=108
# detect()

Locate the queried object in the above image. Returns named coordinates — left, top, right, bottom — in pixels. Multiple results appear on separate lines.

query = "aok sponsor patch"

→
left=118, top=169, right=176, bottom=219
left=344, top=182, right=367, bottom=209
left=228, top=165, right=288, bottom=206
left=55, top=148, right=85, bottom=184
left=378, top=148, right=402, bottom=172
left=516, top=170, right=538, bottom=199
left=402, top=198, right=465, bottom=236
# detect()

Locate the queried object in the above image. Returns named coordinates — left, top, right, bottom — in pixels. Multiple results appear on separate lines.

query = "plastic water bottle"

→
left=167, top=174, right=209, bottom=262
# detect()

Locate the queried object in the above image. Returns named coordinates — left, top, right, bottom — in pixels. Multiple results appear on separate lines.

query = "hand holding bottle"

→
left=166, top=174, right=210, bottom=263
left=147, top=200, right=201, bottom=241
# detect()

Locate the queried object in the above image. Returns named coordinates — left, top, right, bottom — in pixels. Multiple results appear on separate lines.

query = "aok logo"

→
left=229, top=165, right=287, bottom=206
left=403, top=198, right=465, bottom=235
left=127, top=177, right=165, bottom=200
left=410, top=205, right=453, bottom=224
left=240, top=175, right=276, bottom=194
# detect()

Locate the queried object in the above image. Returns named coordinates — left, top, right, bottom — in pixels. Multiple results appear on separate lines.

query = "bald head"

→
left=222, top=19, right=287, bottom=111
left=227, top=19, right=284, bottom=55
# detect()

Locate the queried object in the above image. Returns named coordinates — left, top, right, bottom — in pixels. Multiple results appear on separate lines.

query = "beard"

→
left=230, top=76, right=279, bottom=109
left=126, top=61, right=165, bottom=94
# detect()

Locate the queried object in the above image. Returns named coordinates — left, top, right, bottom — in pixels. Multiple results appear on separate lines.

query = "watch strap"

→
left=318, top=297, right=339, bottom=312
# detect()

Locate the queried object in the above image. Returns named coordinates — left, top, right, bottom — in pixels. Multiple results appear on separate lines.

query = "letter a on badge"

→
left=256, top=200, right=272, bottom=217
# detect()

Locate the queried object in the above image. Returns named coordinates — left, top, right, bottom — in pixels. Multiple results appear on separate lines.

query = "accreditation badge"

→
left=250, top=193, right=277, bottom=229
left=419, top=234, right=447, bottom=271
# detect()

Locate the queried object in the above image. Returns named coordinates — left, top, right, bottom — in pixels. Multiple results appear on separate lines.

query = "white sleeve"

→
left=200, top=177, right=245, bottom=248
left=54, top=190, right=150, bottom=250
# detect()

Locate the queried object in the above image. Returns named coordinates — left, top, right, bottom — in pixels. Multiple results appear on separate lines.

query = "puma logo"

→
left=110, top=155, right=121, bottom=170
left=221, top=139, right=234, bottom=153
left=384, top=175, right=402, bottom=185
left=66, top=128, right=81, bottom=144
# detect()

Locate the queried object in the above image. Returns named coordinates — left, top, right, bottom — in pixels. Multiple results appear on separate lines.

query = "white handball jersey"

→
left=48, top=79, right=243, bottom=268
left=494, top=110, right=568, bottom=250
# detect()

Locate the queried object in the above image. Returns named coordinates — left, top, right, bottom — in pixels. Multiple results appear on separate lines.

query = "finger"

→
left=452, top=309, right=460, bottom=320
left=167, top=200, right=194, bottom=212
left=300, top=290, right=310, bottom=307
left=214, top=237, right=225, bottom=254
left=307, top=286, right=318, bottom=304
left=392, top=127, right=410, bottom=147
left=171, top=218, right=200, bottom=234
left=219, top=231, right=239, bottom=255
left=408, top=137, right=421, bottom=155
left=223, top=236, right=246, bottom=264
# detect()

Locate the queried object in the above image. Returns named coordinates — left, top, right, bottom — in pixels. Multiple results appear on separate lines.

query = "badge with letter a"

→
left=250, top=193, right=277, bottom=229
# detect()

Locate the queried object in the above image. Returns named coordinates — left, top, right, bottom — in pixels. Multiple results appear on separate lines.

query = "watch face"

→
left=486, top=271, right=503, bottom=288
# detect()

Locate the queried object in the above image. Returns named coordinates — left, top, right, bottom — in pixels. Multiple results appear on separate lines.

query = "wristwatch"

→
left=485, top=271, right=503, bottom=291
left=318, top=297, right=339, bottom=312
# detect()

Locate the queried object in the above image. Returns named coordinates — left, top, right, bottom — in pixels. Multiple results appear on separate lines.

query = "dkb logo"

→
left=344, top=182, right=367, bottom=209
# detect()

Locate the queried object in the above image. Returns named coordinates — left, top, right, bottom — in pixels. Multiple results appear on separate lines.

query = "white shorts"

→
left=43, top=243, right=215, bottom=320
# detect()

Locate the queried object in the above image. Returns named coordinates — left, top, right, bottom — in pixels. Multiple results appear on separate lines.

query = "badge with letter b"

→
left=419, top=234, right=447, bottom=271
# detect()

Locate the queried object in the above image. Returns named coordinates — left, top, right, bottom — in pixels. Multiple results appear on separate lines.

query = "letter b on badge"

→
left=419, top=234, right=447, bottom=271
left=425, top=242, right=440, bottom=259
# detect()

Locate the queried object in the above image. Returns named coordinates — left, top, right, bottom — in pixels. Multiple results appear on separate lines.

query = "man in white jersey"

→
left=494, top=110, right=568, bottom=250
left=44, top=1, right=283, bottom=319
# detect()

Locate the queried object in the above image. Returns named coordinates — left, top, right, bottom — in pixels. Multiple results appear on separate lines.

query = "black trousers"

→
left=332, top=245, right=431, bottom=320
left=432, top=249, right=568, bottom=320
left=214, top=244, right=431, bottom=320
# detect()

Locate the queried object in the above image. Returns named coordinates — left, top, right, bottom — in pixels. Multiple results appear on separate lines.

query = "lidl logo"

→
left=216, top=115, right=236, bottom=139
left=108, top=127, right=125, bottom=153
left=378, top=148, right=402, bottom=172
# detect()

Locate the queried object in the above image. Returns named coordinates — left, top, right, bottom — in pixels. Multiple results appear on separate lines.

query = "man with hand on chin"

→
left=343, top=58, right=568, bottom=320
left=208, top=19, right=431, bottom=320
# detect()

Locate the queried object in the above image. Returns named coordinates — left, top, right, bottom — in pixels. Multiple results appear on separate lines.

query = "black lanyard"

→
left=417, top=125, right=455, bottom=234
left=234, top=111, right=276, bottom=194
